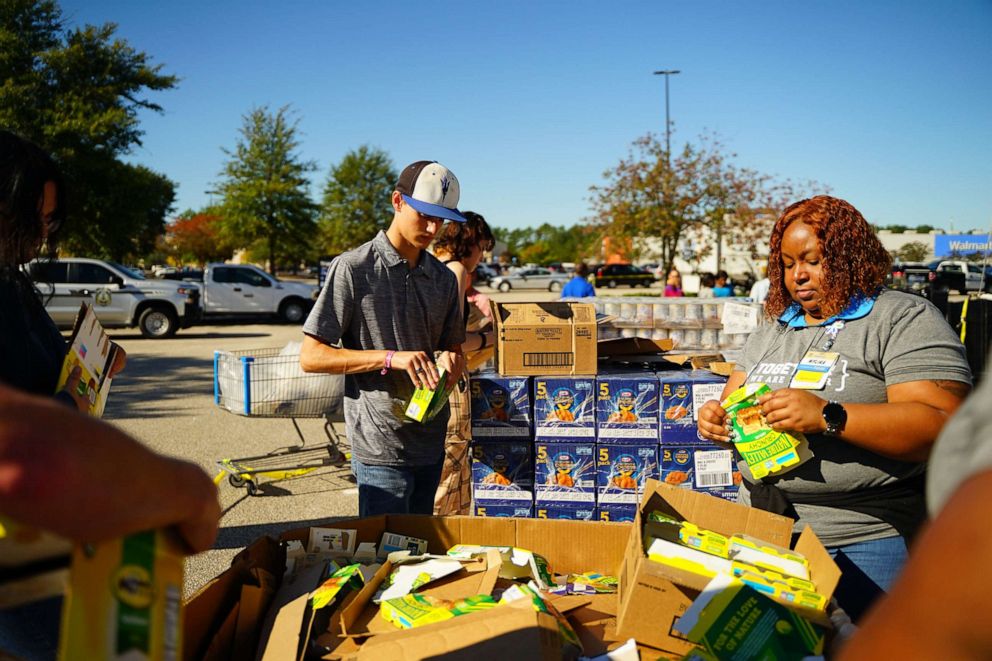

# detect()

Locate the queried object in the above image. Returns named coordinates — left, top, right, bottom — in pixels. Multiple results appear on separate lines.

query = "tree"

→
left=0, top=0, right=179, bottom=260
left=166, top=208, right=235, bottom=265
left=494, top=223, right=597, bottom=266
left=589, top=132, right=816, bottom=273
left=214, top=106, right=317, bottom=273
left=895, top=241, right=929, bottom=263
left=318, top=145, right=397, bottom=255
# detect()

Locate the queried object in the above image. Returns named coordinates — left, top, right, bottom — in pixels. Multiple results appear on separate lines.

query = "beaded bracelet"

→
left=381, top=350, right=395, bottom=375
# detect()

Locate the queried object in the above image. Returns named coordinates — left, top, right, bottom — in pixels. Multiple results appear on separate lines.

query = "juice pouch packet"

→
left=721, top=383, right=812, bottom=479
left=405, top=368, right=457, bottom=423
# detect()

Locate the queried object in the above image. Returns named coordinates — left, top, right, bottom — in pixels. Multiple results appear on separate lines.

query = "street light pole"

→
left=653, top=69, right=680, bottom=162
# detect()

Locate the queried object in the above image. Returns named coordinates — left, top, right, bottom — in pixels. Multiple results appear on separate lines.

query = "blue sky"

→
left=60, top=0, right=991, bottom=232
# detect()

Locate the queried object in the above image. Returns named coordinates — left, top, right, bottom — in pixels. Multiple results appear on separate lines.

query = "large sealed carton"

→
left=492, top=302, right=597, bottom=376
left=470, top=441, right=534, bottom=505
left=596, top=443, right=659, bottom=506
left=534, top=503, right=596, bottom=521
left=615, top=479, right=840, bottom=656
left=469, top=373, right=533, bottom=441
left=184, top=515, right=632, bottom=660
left=534, top=442, right=596, bottom=506
left=660, top=444, right=740, bottom=503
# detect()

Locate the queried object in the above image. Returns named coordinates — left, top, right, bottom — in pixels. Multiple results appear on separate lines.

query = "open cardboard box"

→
left=616, top=479, right=841, bottom=656
left=491, top=301, right=598, bottom=376
left=185, top=515, right=632, bottom=660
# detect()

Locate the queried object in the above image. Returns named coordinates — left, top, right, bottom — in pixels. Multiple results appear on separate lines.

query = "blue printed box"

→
left=595, top=443, right=659, bottom=506
left=658, top=371, right=728, bottom=444
left=534, top=503, right=595, bottom=521
left=470, top=373, right=532, bottom=441
left=660, top=443, right=740, bottom=503
left=533, top=377, right=596, bottom=440
left=596, top=373, right=660, bottom=444
left=534, top=442, right=596, bottom=505
left=474, top=503, right=534, bottom=518
left=597, top=503, right=637, bottom=523
left=470, top=442, right=534, bottom=505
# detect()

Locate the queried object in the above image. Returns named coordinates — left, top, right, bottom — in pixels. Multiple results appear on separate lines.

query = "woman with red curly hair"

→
left=698, top=195, right=971, bottom=621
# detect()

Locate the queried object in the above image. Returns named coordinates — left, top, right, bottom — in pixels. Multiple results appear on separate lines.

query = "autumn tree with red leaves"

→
left=166, top=210, right=234, bottom=265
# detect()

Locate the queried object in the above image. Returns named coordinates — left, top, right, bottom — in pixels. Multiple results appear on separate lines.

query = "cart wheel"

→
left=245, top=480, right=260, bottom=497
left=228, top=474, right=247, bottom=488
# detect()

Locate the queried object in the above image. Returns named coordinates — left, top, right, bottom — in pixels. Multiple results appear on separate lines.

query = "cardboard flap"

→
left=597, top=337, right=675, bottom=356
left=256, top=561, right=328, bottom=660
left=794, top=525, right=841, bottom=599
left=663, top=353, right=726, bottom=370
left=353, top=601, right=562, bottom=661
left=515, top=519, right=631, bottom=577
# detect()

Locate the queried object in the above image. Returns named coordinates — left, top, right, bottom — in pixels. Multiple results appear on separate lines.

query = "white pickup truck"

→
left=27, top=257, right=202, bottom=338
left=930, top=260, right=992, bottom=294
left=190, top=263, right=318, bottom=323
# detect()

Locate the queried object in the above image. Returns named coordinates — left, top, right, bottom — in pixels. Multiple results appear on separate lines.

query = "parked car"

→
left=473, top=263, right=499, bottom=287
left=927, top=260, right=992, bottom=294
left=489, top=267, right=570, bottom=292
left=194, top=263, right=319, bottom=322
left=592, top=264, right=656, bottom=288
left=26, top=258, right=202, bottom=338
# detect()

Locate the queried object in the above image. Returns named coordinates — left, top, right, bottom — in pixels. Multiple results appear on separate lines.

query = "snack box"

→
left=533, top=377, right=595, bottom=440
left=616, top=479, right=841, bottom=656
left=473, top=503, right=534, bottom=518
left=533, top=442, right=596, bottom=505
left=470, top=373, right=533, bottom=441
left=721, top=382, right=813, bottom=479
left=595, top=372, right=660, bottom=444
left=657, top=371, right=727, bottom=444
left=660, top=444, right=740, bottom=502
left=405, top=368, right=456, bottom=423
left=596, top=504, right=637, bottom=523
left=470, top=442, right=534, bottom=505
left=595, top=444, right=658, bottom=506
left=534, top=503, right=596, bottom=521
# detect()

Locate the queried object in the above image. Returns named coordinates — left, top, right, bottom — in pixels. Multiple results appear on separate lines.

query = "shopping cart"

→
left=212, top=346, right=350, bottom=495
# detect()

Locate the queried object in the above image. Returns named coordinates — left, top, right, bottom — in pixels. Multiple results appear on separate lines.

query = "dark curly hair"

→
left=432, top=211, right=494, bottom=262
left=765, top=195, right=891, bottom=319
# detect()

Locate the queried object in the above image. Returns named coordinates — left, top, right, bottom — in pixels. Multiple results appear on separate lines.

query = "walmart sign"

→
left=934, top=234, right=992, bottom=258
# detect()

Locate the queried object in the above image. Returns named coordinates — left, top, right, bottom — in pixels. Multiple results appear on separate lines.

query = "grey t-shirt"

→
left=927, top=369, right=992, bottom=516
left=303, top=230, right=465, bottom=467
left=735, top=289, right=971, bottom=546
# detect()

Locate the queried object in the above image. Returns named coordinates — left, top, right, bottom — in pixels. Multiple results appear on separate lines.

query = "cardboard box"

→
left=596, top=444, right=659, bottom=506
left=470, top=441, right=534, bottom=505
left=534, top=442, right=596, bottom=505
left=534, top=503, right=596, bottom=521
left=615, top=479, right=840, bottom=656
left=595, top=372, right=660, bottom=444
left=533, top=377, right=596, bottom=440
left=492, top=302, right=597, bottom=376
left=469, top=373, right=533, bottom=441
left=596, top=504, right=637, bottom=523
left=474, top=503, right=534, bottom=518
left=658, top=371, right=727, bottom=444
left=660, top=445, right=740, bottom=503
left=184, top=515, right=632, bottom=660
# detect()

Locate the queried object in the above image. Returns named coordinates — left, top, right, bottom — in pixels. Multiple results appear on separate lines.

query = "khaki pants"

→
left=433, top=378, right=472, bottom=515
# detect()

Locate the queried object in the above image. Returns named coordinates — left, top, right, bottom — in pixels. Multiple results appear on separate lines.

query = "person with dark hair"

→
left=301, top=161, right=467, bottom=517
left=697, top=195, right=971, bottom=621
left=561, top=262, right=595, bottom=298
left=697, top=272, right=716, bottom=298
left=431, top=210, right=496, bottom=515
left=712, top=269, right=733, bottom=297
left=664, top=268, right=683, bottom=297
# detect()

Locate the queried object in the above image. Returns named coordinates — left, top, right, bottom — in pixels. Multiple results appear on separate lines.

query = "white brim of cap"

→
left=402, top=194, right=466, bottom=223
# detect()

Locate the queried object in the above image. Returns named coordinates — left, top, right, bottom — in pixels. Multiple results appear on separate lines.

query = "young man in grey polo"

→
left=301, top=161, right=467, bottom=516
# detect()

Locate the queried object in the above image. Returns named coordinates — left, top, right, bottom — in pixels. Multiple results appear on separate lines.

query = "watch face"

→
left=823, top=402, right=847, bottom=426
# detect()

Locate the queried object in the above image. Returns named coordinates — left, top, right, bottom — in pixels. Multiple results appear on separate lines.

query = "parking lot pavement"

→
left=104, top=322, right=358, bottom=597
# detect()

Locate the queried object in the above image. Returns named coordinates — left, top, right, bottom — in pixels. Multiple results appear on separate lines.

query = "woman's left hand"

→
left=758, top=388, right=828, bottom=434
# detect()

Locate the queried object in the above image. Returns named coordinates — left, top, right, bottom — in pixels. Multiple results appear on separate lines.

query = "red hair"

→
left=765, top=196, right=891, bottom=319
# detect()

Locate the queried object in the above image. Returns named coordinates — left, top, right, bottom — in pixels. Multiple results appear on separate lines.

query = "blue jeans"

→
left=351, top=457, right=444, bottom=517
left=828, top=535, right=908, bottom=623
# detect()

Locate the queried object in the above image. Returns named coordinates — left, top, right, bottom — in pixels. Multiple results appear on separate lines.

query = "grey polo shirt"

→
left=303, top=230, right=465, bottom=467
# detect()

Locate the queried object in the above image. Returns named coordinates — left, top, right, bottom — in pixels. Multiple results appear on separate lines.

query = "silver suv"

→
left=26, top=258, right=202, bottom=338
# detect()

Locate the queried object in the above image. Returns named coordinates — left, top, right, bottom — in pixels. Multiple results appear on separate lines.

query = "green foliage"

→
left=317, top=145, right=397, bottom=255
left=494, top=223, right=597, bottom=265
left=214, top=106, right=317, bottom=272
left=0, top=0, right=179, bottom=261
left=895, top=241, right=929, bottom=263
left=589, top=132, right=817, bottom=272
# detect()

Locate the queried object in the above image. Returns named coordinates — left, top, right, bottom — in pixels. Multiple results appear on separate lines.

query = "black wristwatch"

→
left=822, top=401, right=847, bottom=437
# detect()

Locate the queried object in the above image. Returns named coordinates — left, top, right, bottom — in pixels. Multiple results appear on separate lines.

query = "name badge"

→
left=790, top=351, right=839, bottom=390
